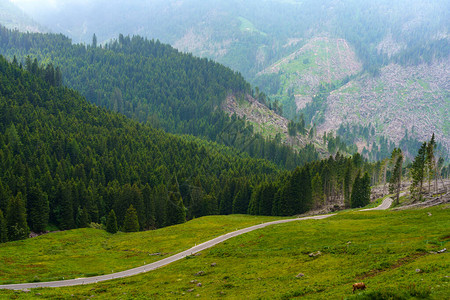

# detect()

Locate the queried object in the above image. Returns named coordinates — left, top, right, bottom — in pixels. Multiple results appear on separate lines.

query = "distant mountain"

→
left=0, top=26, right=323, bottom=169
left=7, top=0, right=450, bottom=158
left=0, top=54, right=281, bottom=231
left=0, top=0, right=43, bottom=32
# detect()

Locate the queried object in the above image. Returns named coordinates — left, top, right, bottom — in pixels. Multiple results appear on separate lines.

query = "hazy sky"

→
left=10, top=0, right=93, bottom=13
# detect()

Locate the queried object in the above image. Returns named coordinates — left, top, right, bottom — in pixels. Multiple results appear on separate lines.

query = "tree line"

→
left=0, top=26, right=320, bottom=170
left=0, top=56, right=381, bottom=242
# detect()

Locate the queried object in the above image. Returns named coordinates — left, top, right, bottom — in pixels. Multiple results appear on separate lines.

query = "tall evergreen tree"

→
left=410, top=142, right=427, bottom=200
left=426, top=134, right=436, bottom=193
left=0, top=209, right=7, bottom=243
left=123, top=204, right=139, bottom=232
left=92, top=33, right=97, bottom=48
left=167, top=189, right=186, bottom=226
left=389, top=148, right=403, bottom=205
left=27, top=186, right=49, bottom=233
left=351, top=171, right=371, bottom=208
left=76, top=207, right=90, bottom=228
left=6, top=193, right=29, bottom=241
left=154, top=184, right=168, bottom=228
left=312, top=172, right=324, bottom=208
left=343, top=160, right=353, bottom=208
left=259, top=183, right=276, bottom=216
left=106, top=209, right=118, bottom=234
left=298, top=166, right=312, bottom=213
left=232, top=180, right=251, bottom=214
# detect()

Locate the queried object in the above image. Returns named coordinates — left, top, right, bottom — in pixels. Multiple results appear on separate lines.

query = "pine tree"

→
left=259, top=183, right=276, bottom=216
left=312, top=173, right=324, bottom=208
left=351, top=171, right=362, bottom=208
left=343, top=161, right=353, bottom=208
left=76, top=207, right=90, bottom=228
left=0, top=209, right=7, bottom=243
left=167, top=189, right=186, bottom=226
left=426, top=134, right=436, bottom=193
left=123, top=204, right=139, bottom=232
left=154, top=184, right=168, bottom=228
left=410, top=142, right=427, bottom=200
left=27, top=186, right=49, bottom=233
left=6, top=193, right=29, bottom=241
left=298, top=166, right=312, bottom=213
left=232, top=180, right=251, bottom=214
left=389, top=148, right=403, bottom=205
left=92, top=33, right=97, bottom=48
left=106, top=209, right=118, bottom=234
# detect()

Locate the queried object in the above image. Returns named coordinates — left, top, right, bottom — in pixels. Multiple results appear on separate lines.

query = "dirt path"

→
left=0, top=198, right=394, bottom=290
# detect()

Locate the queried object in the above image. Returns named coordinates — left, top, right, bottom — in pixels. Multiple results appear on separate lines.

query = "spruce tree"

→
left=76, top=207, right=90, bottom=228
left=343, top=161, right=353, bottom=208
left=298, top=166, right=312, bottom=214
left=6, top=193, right=29, bottom=241
left=154, top=184, right=168, bottom=228
left=106, top=209, right=118, bottom=234
left=389, top=148, right=403, bottom=205
left=410, top=142, right=427, bottom=200
left=166, top=175, right=186, bottom=226
left=426, top=134, right=436, bottom=193
left=361, top=172, right=371, bottom=207
left=167, top=190, right=186, bottom=226
left=123, top=204, right=139, bottom=232
left=351, top=171, right=362, bottom=208
left=259, top=183, right=276, bottom=216
left=0, top=209, right=7, bottom=243
left=27, top=186, right=49, bottom=233
left=312, top=173, right=324, bottom=208
left=232, top=180, right=251, bottom=214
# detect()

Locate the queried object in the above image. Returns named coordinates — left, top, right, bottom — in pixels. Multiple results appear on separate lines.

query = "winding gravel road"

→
left=0, top=197, right=393, bottom=290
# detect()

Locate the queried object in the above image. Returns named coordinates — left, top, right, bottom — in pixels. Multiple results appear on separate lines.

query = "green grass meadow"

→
left=1, top=204, right=448, bottom=299
left=0, top=215, right=283, bottom=285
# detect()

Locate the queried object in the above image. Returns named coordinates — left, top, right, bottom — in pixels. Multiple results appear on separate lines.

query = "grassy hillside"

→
left=255, top=37, right=362, bottom=114
left=0, top=215, right=282, bottom=284
left=0, top=205, right=448, bottom=298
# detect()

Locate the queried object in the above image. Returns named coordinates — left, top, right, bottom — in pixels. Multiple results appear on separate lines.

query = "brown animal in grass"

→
left=352, top=282, right=366, bottom=293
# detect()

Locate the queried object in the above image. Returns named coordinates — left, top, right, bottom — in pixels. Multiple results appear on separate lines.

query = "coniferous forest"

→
left=0, top=54, right=380, bottom=242
left=0, top=26, right=320, bottom=170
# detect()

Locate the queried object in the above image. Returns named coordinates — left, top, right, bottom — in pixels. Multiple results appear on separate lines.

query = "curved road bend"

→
left=0, top=196, right=393, bottom=290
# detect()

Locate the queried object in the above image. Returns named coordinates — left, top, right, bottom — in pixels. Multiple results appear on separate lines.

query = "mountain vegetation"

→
left=6, top=0, right=448, bottom=158
left=0, top=26, right=323, bottom=169
left=0, top=55, right=387, bottom=241
left=0, top=55, right=280, bottom=238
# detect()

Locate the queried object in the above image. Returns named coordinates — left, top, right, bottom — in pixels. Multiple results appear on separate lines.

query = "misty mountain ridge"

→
left=2, top=0, right=450, bottom=158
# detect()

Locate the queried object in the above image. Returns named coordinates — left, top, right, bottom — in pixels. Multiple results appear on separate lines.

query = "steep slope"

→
left=7, top=0, right=449, bottom=157
left=0, top=27, right=320, bottom=169
left=254, top=36, right=362, bottom=116
left=320, top=58, right=450, bottom=153
left=0, top=55, right=280, bottom=232
left=221, top=94, right=327, bottom=156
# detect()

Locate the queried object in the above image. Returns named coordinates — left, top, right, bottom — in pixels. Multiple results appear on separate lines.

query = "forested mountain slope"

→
left=0, top=54, right=282, bottom=234
left=0, top=56, right=379, bottom=239
left=0, top=27, right=321, bottom=169
left=10, top=0, right=449, bottom=159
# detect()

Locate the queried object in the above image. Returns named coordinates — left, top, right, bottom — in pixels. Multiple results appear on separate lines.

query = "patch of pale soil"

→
left=319, top=57, right=450, bottom=151
left=221, top=94, right=308, bottom=148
